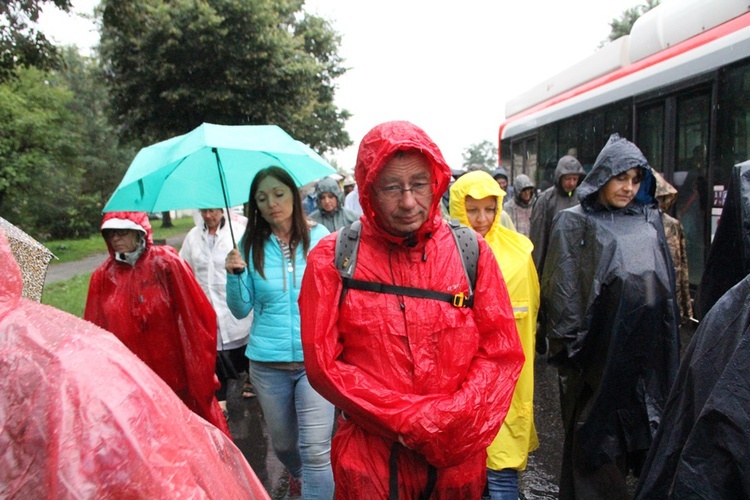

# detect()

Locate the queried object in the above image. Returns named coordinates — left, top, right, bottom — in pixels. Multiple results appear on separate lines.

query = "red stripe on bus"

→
left=500, top=11, right=750, bottom=137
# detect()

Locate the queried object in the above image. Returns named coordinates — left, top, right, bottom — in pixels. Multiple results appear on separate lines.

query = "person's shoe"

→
left=286, top=474, right=302, bottom=499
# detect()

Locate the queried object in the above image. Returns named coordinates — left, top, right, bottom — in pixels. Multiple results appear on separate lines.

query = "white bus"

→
left=499, top=0, right=750, bottom=286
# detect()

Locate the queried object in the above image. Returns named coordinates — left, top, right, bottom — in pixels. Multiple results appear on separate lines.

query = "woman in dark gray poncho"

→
left=540, top=134, right=681, bottom=499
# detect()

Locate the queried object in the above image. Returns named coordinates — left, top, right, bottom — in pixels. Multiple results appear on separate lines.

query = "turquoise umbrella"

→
left=103, top=123, right=335, bottom=214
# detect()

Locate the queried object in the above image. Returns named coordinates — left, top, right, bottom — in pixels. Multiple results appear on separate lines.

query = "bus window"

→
left=637, top=103, right=665, bottom=174
left=718, top=61, right=750, bottom=182
left=511, top=136, right=538, bottom=184
left=538, top=126, right=558, bottom=191
left=559, top=117, right=581, bottom=171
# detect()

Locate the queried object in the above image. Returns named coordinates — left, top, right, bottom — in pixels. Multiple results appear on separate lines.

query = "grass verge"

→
left=47, top=216, right=194, bottom=263
left=42, top=272, right=92, bottom=318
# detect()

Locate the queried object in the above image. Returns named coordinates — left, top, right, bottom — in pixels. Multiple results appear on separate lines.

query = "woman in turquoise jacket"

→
left=226, top=166, right=333, bottom=499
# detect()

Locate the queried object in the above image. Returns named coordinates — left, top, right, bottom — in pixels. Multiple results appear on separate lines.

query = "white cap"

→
left=101, top=217, right=146, bottom=234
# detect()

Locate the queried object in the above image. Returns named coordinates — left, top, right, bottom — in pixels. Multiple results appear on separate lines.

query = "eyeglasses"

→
left=104, top=229, right=132, bottom=239
left=376, top=181, right=436, bottom=201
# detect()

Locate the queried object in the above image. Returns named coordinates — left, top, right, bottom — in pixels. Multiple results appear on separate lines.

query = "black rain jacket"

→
left=636, top=273, right=750, bottom=498
left=694, top=161, right=750, bottom=318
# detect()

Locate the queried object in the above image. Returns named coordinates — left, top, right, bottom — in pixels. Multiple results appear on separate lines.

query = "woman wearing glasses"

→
left=225, top=166, right=333, bottom=499
left=84, top=211, right=229, bottom=436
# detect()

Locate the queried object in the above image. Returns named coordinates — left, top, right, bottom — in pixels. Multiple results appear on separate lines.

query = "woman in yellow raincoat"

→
left=450, top=170, right=539, bottom=499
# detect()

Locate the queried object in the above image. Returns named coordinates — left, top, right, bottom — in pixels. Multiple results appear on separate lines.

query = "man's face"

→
left=319, top=192, right=338, bottom=213
left=199, top=208, right=223, bottom=232
left=560, top=174, right=580, bottom=194
left=496, top=176, right=508, bottom=191
left=371, top=152, right=434, bottom=236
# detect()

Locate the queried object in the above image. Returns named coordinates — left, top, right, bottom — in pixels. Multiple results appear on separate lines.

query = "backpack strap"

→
left=448, top=219, right=479, bottom=293
left=335, top=220, right=362, bottom=279
left=335, top=220, right=361, bottom=306
left=335, top=219, right=478, bottom=308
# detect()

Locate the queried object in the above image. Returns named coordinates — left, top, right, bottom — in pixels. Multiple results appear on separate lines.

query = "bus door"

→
left=636, top=87, right=713, bottom=286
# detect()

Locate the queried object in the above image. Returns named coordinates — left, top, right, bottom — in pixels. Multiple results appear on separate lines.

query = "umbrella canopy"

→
left=0, top=217, right=55, bottom=302
left=103, top=123, right=336, bottom=213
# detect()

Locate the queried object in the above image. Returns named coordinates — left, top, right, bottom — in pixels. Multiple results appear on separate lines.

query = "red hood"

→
left=100, top=212, right=153, bottom=257
left=0, top=231, right=22, bottom=320
left=354, top=121, right=452, bottom=246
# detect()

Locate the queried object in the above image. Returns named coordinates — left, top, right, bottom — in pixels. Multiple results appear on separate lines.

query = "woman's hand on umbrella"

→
left=225, top=247, right=246, bottom=274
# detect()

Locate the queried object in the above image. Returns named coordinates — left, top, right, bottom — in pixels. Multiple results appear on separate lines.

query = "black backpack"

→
left=334, top=219, right=479, bottom=308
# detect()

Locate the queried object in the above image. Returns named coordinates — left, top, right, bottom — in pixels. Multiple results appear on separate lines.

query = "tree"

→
left=59, top=47, right=137, bottom=215
left=0, top=0, right=72, bottom=82
left=98, top=0, right=351, bottom=156
left=462, top=140, right=498, bottom=172
left=0, top=47, right=138, bottom=239
left=0, top=64, right=89, bottom=238
left=604, top=0, right=660, bottom=44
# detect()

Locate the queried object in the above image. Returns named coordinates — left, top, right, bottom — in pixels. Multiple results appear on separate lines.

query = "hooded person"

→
left=653, top=170, right=694, bottom=324
left=492, top=165, right=512, bottom=197
left=84, top=211, right=229, bottom=436
left=308, top=176, right=360, bottom=232
left=449, top=170, right=540, bottom=499
left=503, top=174, right=536, bottom=237
left=529, top=155, right=585, bottom=275
left=694, top=161, right=750, bottom=319
left=635, top=273, right=750, bottom=499
left=299, top=121, right=524, bottom=498
left=0, top=230, right=269, bottom=498
left=541, top=134, right=681, bottom=499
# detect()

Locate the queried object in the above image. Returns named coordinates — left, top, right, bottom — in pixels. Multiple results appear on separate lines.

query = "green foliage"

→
left=462, top=140, right=498, bottom=172
left=0, top=1, right=72, bottom=81
left=0, top=48, right=138, bottom=240
left=42, top=272, right=91, bottom=317
left=0, top=65, right=87, bottom=238
left=99, top=0, right=352, bottom=155
left=604, top=0, right=660, bottom=44
left=59, top=47, right=138, bottom=213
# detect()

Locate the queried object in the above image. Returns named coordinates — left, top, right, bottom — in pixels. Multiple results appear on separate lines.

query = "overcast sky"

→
left=40, top=0, right=643, bottom=171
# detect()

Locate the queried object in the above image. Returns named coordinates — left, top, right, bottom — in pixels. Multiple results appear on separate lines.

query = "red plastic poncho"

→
left=0, top=231, right=269, bottom=499
left=84, top=211, right=228, bottom=436
left=299, top=121, right=524, bottom=498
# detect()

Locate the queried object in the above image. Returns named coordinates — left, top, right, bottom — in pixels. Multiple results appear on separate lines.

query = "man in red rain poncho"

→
left=299, top=121, right=524, bottom=498
left=84, top=211, right=228, bottom=436
left=0, top=230, right=268, bottom=498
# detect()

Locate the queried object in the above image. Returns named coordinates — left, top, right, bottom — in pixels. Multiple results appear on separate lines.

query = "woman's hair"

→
left=241, top=166, right=310, bottom=279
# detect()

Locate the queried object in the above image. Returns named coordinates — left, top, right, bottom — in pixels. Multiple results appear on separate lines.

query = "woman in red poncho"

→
left=84, top=211, right=228, bottom=436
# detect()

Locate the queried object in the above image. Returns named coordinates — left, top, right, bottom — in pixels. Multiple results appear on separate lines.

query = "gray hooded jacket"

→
left=529, top=155, right=585, bottom=274
left=309, top=177, right=360, bottom=232
left=503, top=174, right=535, bottom=237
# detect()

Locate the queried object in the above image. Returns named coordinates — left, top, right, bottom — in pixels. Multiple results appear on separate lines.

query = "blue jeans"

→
left=249, top=362, right=335, bottom=499
left=487, top=468, right=519, bottom=500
